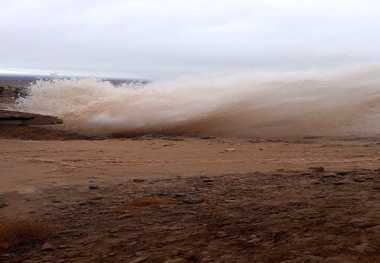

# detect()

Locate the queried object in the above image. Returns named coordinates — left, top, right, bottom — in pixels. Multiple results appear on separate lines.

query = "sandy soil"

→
left=0, top=126, right=379, bottom=262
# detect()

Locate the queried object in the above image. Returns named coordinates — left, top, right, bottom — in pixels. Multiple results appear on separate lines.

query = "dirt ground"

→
left=0, top=126, right=379, bottom=262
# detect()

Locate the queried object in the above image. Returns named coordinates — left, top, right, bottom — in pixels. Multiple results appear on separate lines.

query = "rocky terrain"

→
left=1, top=168, right=379, bottom=263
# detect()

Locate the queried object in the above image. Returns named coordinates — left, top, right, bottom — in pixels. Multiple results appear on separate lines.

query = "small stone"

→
left=247, top=234, right=262, bottom=243
left=224, top=148, right=236, bottom=152
left=353, top=178, right=365, bottom=182
left=216, top=231, right=228, bottom=238
left=117, top=214, right=132, bottom=220
left=88, top=185, right=99, bottom=189
left=200, top=136, right=216, bottom=140
left=163, top=259, right=185, bottom=263
left=309, top=166, right=325, bottom=172
left=133, top=179, right=145, bottom=182
left=354, top=242, right=377, bottom=253
left=127, top=241, right=138, bottom=247
left=183, top=197, right=204, bottom=204
left=173, top=193, right=187, bottom=197
left=129, top=256, right=148, bottom=263
left=305, top=256, right=324, bottom=263
left=90, top=196, right=103, bottom=200
left=58, top=245, right=70, bottom=249
left=40, top=242, right=55, bottom=251
left=0, top=202, right=8, bottom=209
left=248, top=139, right=262, bottom=144
left=322, top=173, right=336, bottom=178
left=203, top=179, right=213, bottom=183
left=336, top=171, right=350, bottom=176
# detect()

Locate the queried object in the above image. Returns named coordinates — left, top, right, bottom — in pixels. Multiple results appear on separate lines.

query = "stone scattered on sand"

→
left=2, top=168, right=379, bottom=262
left=0, top=202, right=7, bottom=208
left=129, top=255, right=148, bottom=263
left=224, top=148, right=236, bottom=152
left=200, top=136, right=216, bottom=140
left=117, top=214, right=132, bottom=220
left=162, top=259, right=185, bottom=263
left=353, top=178, right=365, bottom=182
left=248, top=139, right=262, bottom=144
left=203, top=179, right=213, bottom=183
left=309, top=166, right=325, bottom=172
left=336, top=171, right=350, bottom=176
left=173, top=193, right=187, bottom=198
left=88, top=185, right=99, bottom=190
left=40, top=242, right=56, bottom=251
left=133, top=179, right=145, bottom=183
left=183, top=197, right=204, bottom=204
left=127, top=241, right=138, bottom=247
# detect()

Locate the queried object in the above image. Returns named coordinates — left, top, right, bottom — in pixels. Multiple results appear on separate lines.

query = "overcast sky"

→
left=0, top=0, right=379, bottom=79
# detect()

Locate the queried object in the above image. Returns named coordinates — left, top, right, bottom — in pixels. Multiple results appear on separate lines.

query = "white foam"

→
left=16, top=64, right=380, bottom=138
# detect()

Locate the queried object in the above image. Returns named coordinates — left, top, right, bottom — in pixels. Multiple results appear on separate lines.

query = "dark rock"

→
left=173, top=193, right=187, bottom=197
left=0, top=202, right=7, bottom=208
left=183, top=197, right=204, bottom=204
left=336, top=171, right=350, bottom=176
left=248, top=139, right=262, bottom=144
left=0, top=110, right=63, bottom=125
left=200, top=136, right=216, bottom=140
left=353, top=178, right=365, bottom=182
left=133, top=179, right=145, bottom=183
left=163, top=137, right=185, bottom=141
left=88, top=185, right=99, bottom=189
left=309, top=166, right=325, bottom=172
left=322, top=173, right=337, bottom=178
left=203, top=179, right=213, bottom=183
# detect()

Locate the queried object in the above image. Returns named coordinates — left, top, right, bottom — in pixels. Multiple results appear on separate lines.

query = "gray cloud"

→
left=0, top=0, right=379, bottom=79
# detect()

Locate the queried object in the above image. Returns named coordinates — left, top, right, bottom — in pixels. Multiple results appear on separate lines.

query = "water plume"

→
left=16, top=64, right=380, bottom=138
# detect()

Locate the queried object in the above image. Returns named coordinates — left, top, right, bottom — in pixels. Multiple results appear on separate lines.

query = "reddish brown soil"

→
left=0, top=123, right=379, bottom=262
left=0, top=168, right=379, bottom=263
